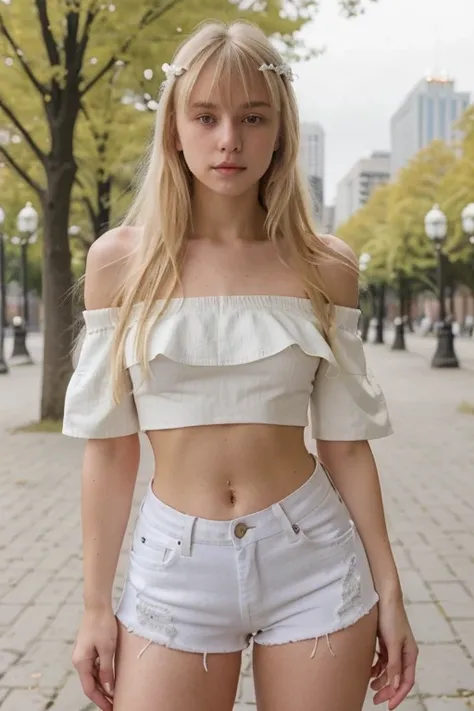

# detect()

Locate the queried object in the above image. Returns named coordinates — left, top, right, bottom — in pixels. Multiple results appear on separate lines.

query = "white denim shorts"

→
left=115, top=459, right=378, bottom=666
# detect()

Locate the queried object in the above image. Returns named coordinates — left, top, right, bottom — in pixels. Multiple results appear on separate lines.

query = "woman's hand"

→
left=370, top=597, right=419, bottom=709
left=72, top=607, right=118, bottom=711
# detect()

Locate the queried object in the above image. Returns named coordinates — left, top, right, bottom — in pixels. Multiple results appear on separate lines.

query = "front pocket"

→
left=297, top=517, right=355, bottom=559
left=131, top=522, right=182, bottom=569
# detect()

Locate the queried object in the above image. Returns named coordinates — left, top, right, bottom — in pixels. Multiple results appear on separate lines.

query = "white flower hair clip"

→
left=159, top=62, right=188, bottom=98
left=259, top=63, right=295, bottom=82
left=161, top=63, right=187, bottom=80
left=158, top=60, right=294, bottom=100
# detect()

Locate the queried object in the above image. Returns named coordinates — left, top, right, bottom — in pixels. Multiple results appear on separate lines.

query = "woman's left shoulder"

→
left=315, top=234, right=359, bottom=309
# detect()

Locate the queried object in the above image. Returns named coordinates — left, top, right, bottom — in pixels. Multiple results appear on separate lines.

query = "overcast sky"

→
left=292, top=0, right=474, bottom=203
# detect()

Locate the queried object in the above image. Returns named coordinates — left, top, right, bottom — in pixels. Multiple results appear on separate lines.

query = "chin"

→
left=194, top=176, right=255, bottom=198
left=212, top=185, right=253, bottom=198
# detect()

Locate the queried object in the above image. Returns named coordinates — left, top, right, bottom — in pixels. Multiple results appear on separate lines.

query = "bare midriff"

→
left=146, top=424, right=316, bottom=520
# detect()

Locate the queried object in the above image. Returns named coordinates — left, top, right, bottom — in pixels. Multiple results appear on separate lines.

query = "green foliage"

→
left=386, top=141, right=456, bottom=281
left=338, top=183, right=394, bottom=282
left=440, top=106, right=474, bottom=264
left=338, top=137, right=473, bottom=295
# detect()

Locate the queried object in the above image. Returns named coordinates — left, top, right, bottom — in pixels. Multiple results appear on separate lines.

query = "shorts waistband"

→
left=139, top=458, right=332, bottom=548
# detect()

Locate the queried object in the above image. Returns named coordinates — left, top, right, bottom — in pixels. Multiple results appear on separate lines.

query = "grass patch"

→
left=12, top=419, right=63, bottom=434
left=457, top=401, right=474, bottom=416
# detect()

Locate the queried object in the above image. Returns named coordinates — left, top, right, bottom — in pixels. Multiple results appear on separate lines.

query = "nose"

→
left=218, top=118, right=242, bottom=154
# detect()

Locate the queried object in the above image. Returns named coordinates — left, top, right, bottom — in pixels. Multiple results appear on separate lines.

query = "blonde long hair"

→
left=109, top=20, right=349, bottom=401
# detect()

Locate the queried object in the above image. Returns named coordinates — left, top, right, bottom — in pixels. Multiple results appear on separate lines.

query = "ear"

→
left=273, top=135, right=281, bottom=152
left=175, top=131, right=183, bottom=152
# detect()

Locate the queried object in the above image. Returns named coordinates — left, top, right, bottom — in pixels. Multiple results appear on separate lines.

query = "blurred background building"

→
left=299, top=122, right=325, bottom=222
left=390, top=76, right=470, bottom=177
left=321, top=204, right=335, bottom=234
left=334, top=150, right=390, bottom=227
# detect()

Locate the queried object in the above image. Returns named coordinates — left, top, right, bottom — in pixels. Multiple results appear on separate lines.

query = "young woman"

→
left=63, top=19, right=418, bottom=711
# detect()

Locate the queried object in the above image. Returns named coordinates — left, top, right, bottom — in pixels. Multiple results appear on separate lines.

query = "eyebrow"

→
left=189, top=100, right=272, bottom=110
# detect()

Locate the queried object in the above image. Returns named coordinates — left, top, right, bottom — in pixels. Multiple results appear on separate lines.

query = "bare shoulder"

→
left=317, top=234, right=359, bottom=309
left=84, top=226, right=141, bottom=310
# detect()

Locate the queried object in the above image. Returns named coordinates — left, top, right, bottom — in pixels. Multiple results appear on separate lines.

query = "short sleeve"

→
left=310, top=306, right=393, bottom=441
left=62, top=308, right=140, bottom=439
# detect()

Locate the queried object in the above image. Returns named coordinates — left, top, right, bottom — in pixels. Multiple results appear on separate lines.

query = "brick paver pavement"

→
left=0, top=334, right=473, bottom=710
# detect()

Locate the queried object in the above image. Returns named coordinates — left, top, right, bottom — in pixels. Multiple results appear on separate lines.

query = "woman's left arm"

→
left=317, top=439, right=399, bottom=601
left=317, top=439, right=418, bottom=710
left=314, top=234, right=418, bottom=710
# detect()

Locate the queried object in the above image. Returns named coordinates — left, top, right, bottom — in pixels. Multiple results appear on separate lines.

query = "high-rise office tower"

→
left=390, top=76, right=470, bottom=177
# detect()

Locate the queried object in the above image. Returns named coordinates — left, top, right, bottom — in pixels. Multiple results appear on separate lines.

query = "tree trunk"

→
left=95, top=175, right=112, bottom=239
left=405, top=280, right=415, bottom=332
left=375, top=283, right=385, bottom=344
left=40, top=160, right=76, bottom=421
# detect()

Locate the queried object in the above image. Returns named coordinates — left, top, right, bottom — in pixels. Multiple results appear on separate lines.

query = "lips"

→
left=213, top=164, right=246, bottom=174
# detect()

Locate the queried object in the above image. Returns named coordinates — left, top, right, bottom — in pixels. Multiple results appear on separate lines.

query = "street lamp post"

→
left=0, top=207, right=8, bottom=374
left=16, top=202, right=38, bottom=325
left=10, top=202, right=38, bottom=364
left=358, top=253, right=371, bottom=342
left=374, top=282, right=385, bottom=344
left=462, top=203, right=474, bottom=337
left=424, top=204, right=459, bottom=368
left=392, top=271, right=407, bottom=351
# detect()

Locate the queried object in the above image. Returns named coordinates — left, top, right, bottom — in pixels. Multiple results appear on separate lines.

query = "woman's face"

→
left=174, top=58, right=280, bottom=198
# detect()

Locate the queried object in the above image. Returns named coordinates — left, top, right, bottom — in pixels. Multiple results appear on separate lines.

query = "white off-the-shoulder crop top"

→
left=62, top=294, right=393, bottom=441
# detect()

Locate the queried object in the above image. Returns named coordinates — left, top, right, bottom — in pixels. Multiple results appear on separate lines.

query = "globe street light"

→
left=462, top=202, right=474, bottom=245
left=16, top=201, right=39, bottom=326
left=9, top=202, right=38, bottom=365
left=0, top=206, right=8, bottom=374
left=359, top=252, right=371, bottom=272
left=424, top=204, right=459, bottom=368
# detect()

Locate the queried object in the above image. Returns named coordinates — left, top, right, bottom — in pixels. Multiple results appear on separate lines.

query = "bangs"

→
left=176, top=40, right=282, bottom=113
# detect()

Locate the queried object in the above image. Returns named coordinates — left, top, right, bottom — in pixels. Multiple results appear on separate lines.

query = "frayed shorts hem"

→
left=253, top=595, right=379, bottom=649
left=116, top=594, right=378, bottom=657
left=116, top=615, right=251, bottom=656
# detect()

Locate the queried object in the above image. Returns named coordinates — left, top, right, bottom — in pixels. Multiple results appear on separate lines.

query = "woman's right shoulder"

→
left=84, top=226, right=142, bottom=310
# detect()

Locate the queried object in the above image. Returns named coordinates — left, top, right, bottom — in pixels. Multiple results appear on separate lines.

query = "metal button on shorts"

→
left=234, top=522, right=248, bottom=539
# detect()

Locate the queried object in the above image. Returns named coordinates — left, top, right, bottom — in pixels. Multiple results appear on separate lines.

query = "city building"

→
left=322, top=204, right=335, bottom=234
left=390, top=76, right=471, bottom=177
left=334, top=151, right=390, bottom=227
left=299, top=122, right=325, bottom=221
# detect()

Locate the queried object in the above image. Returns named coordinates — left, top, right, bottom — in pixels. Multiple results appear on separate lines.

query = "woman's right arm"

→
left=71, top=228, right=140, bottom=710
left=81, top=435, right=140, bottom=612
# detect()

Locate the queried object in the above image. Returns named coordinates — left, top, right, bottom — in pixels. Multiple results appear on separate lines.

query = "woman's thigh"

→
left=253, top=606, right=378, bottom=711
left=113, top=623, right=242, bottom=711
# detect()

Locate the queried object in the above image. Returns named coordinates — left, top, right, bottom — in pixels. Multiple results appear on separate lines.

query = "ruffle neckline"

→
left=81, top=295, right=361, bottom=369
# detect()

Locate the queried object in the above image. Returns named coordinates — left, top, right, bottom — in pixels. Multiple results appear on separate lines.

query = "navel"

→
left=226, top=480, right=237, bottom=506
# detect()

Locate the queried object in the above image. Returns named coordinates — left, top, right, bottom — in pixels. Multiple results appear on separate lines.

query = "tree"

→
left=0, top=0, right=320, bottom=421
left=339, top=142, right=457, bottom=290
left=440, top=106, right=474, bottom=267
left=386, top=141, right=456, bottom=281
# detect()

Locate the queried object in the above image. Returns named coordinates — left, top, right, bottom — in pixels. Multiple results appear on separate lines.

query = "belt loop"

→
left=179, top=517, right=195, bottom=557
left=272, top=503, right=299, bottom=543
